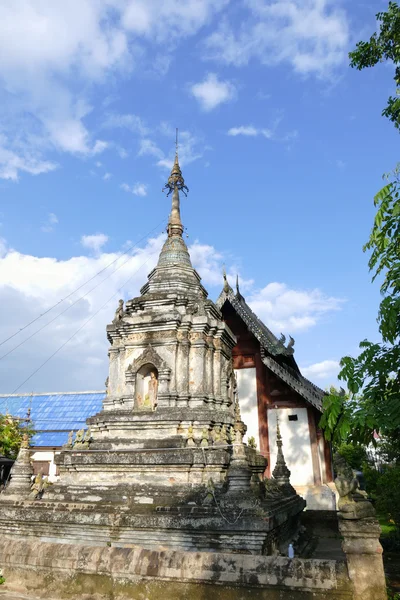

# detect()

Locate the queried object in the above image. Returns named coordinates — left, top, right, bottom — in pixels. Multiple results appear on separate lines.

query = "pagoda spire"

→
left=162, top=129, right=188, bottom=238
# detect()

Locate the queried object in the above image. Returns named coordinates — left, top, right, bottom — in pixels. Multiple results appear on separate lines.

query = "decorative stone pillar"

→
left=4, top=437, right=33, bottom=497
left=339, top=517, right=386, bottom=600
left=189, top=330, right=207, bottom=404
left=213, top=344, right=222, bottom=399
left=206, top=340, right=214, bottom=396
left=272, top=408, right=296, bottom=496
left=227, top=386, right=251, bottom=492
left=176, top=325, right=190, bottom=395
left=156, top=368, right=172, bottom=407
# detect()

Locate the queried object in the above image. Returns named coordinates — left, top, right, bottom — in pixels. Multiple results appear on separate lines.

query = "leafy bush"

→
left=337, top=443, right=368, bottom=470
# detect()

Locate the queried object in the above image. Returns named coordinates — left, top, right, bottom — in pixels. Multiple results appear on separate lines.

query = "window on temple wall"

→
left=135, top=364, right=158, bottom=411
left=288, top=415, right=298, bottom=422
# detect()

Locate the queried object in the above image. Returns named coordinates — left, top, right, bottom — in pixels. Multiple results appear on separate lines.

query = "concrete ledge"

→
left=0, top=538, right=352, bottom=600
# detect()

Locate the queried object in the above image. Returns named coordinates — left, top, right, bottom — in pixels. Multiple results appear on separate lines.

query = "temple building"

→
left=217, top=279, right=335, bottom=509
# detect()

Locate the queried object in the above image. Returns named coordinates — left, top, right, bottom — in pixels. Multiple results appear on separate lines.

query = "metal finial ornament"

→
left=162, top=128, right=189, bottom=197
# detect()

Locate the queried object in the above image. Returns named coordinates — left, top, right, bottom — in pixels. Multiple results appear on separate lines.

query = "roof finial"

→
left=223, top=266, right=231, bottom=293
left=236, top=274, right=245, bottom=300
left=175, top=127, right=178, bottom=157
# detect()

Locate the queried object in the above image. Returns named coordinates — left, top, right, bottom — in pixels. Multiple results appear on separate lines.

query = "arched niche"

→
left=126, top=345, right=170, bottom=411
left=135, top=363, right=158, bottom=411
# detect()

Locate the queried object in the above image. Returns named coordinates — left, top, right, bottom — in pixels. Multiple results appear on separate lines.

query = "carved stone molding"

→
left=125, top=345, right=170, bottom=384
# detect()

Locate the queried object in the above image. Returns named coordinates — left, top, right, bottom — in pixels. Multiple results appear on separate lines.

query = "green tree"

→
left=320, top=3, right=400, bottom=447
left=349, top=1, right=400, bottom=131
left=0, top=414, right=31, bottom=459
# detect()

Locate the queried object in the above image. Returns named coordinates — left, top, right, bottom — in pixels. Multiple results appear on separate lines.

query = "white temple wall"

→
left=268, top=407, right=314, bottom=487
left=234, top=368, right=259, bottom=448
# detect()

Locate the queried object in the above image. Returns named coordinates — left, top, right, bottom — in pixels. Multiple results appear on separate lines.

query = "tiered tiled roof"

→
left=216, top=281, right=325, bottom=411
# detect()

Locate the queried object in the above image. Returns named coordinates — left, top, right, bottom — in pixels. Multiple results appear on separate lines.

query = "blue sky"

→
left=0, top=0, right=398, bottom=394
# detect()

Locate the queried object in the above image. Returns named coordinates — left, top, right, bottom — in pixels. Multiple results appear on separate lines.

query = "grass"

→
left=378, top=512, right=397, bottom=537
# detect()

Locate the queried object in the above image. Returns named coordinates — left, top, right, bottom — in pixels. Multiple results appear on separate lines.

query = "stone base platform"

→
left=0, top=538, right=353, bottom=600
left=0, top=492, right=304, bottom=555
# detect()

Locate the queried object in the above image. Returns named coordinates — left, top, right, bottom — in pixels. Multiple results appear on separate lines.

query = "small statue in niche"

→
left=186, top=424, right=196, bottom=447
left=220, top=424, right=228, bottom=445
left=200, top=428, right=209, bottom=447
left=146, top=371, right=158, bottom=410
left=82, top=428, right=92, bottom=448
left=73, top=429, right=85, bottom=447
left=212, top=424, right=221, bottom=445
left=113, top=299, right=125, bottom=324
left=334, top=454, right=375, bottom=520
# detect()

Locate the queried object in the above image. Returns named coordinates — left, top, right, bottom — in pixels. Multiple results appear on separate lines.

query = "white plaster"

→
left=269, top=408, right=314, bottom=487
left=235, top=368, right=259, bottom=448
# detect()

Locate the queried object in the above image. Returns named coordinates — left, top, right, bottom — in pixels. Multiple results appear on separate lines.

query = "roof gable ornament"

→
left=236, top=274, right=245, bottom=301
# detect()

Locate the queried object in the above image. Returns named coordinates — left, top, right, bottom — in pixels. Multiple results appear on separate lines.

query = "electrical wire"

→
left=0, top=222, right=167, bottom=362
left=9, top=249, right=159, bottom=396
left=0, top=219, right=166, bottom=349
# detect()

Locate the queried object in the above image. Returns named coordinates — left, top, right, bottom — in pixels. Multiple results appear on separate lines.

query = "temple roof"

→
left=216, top=279, right=325, bottom=411
left=0, top=392, right=104, bottom=447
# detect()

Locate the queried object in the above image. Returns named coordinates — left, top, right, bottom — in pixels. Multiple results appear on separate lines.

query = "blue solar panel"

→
left=0, top=392, right=105, bottom=447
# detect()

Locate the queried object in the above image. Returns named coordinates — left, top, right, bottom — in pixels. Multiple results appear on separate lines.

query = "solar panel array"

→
left=0, top=392, right=105, bottom=447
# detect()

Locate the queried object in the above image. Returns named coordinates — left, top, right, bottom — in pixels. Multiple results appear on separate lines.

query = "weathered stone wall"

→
left=0, top=539, right=352, bottom=600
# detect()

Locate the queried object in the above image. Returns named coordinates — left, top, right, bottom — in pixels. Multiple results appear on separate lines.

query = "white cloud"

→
left=103, top=172, right=112, bottom=181
left=121, top=0, right=229, bottom=42
left=138, top=139, right=164, bottom=160
left=301, top=360, right=340, bottom=381
left=204, top=0, right=349, bottom=78
left=228, top=126, right=258, bottom=137
left=0, top=135, right=57, bottom=181
left=248, top=282, right=343, bottom=333
left=102, top=113, right=148, bottom=136
left=0, top=1, right=230, bottom=180
left=227, top=122, right=298, bottom=143
left=190, top=73, right=236, bottom=111
left=132, top=183, right=148, bottom=197
left=41, top=212, right=59, bottom=233
left=81, top=233, right=109, bottom=254
left=120, top=182, right=148, bottom=196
